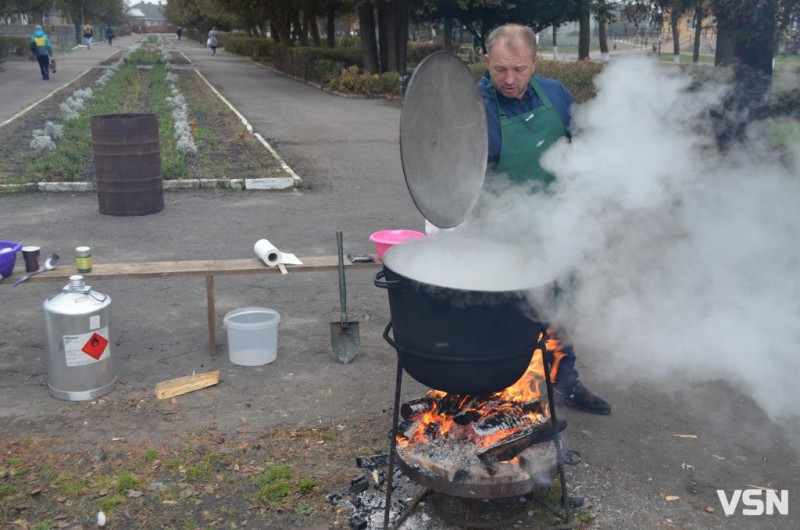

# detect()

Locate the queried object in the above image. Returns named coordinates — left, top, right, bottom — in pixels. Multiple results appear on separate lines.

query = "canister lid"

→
left=399, top=52, right=487, bottom=229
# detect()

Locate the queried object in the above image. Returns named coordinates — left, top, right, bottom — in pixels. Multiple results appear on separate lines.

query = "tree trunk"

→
left=714, top=1, right=776, bottom=151
left=578, top=8, right=590, bottom=60
left=359, top=2, right=379, bottom=73
left=714, top=14, right=734, bottom=67
left=269, top=7, right=292, bottom=45
left=552, top=24, right=558, bottom=61
left=443, top=18, right=453, bottom=51
left=308, top=10, right=322, bottom=47
left=598, top=17, right=608, bottom=61
left=395, top=0, right=411, bottom=74
left=671, top=13, right=680, bottom=62
left=692, top=5, right=703, bottom=63
left=377, top=1, right=390, bottom=72
left=291, top=6, right=309, bottom=46
left=326, top=3, right=336, bottom=48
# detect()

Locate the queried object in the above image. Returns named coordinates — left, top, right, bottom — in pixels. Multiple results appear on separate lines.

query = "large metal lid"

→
left=400, top=52, right=487, bottom=228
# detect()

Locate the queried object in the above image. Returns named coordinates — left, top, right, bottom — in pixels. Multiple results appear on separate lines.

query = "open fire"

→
left=395, top=333, right=564, bottom=494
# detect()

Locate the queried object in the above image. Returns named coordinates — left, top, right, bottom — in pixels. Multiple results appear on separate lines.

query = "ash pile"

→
left=325, top=453, right=427, bottom=529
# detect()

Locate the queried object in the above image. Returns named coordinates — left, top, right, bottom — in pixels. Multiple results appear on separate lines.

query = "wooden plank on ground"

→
left=154, top=370, right=221, bottom=400
left=3, top=255, right=380, bottom=283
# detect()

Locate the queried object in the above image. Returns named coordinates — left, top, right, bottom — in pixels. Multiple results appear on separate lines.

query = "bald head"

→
left=485, top=24, right=537, bottom=60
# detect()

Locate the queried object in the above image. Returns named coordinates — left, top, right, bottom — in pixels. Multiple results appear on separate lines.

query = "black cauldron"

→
left=374, top=245, right=549, bottom=395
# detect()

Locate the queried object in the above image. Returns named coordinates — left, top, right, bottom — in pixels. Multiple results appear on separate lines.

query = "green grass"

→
left=253, top=465, right=293, bottom=486
left=32, top=520, right=55, bottom=530
left=185, top=462, right=212, bottom=483
left=100, top=493, right=126, bottom=511
left=127, top=46, right=164, bottom=65
left=94, top=474, right=116, bottom=491
left=773, top=120, right=800, bottom=148
left=142, top=448, right=159, bottom=463
left=252, top=465, right=294, bottom=506
left=296, top=477, right=316, bottom=493
left=657, top=53, right=715, bottom=64
left=0, top=484, right=19, bottom=497
left=54, top=473, right=87, bottom=496
left=115, top=470, right=137, bottom=493
left=163, top=457, right=182, bottom=470
left=26, top=60, right=184, bottom=183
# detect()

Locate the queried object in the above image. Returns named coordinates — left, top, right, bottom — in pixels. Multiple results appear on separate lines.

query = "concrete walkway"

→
left=0, top=33, right=140, bottom=125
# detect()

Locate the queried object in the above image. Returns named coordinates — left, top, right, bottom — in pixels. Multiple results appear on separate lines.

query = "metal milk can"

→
left=43, top=275, right=114, bottom=401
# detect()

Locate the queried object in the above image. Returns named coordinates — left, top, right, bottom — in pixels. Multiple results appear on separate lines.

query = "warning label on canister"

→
left=63, top=328, right=110, bottom=366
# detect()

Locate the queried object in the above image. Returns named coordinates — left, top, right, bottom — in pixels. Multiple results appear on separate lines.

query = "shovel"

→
left=330, top=231, right=360, bottom=363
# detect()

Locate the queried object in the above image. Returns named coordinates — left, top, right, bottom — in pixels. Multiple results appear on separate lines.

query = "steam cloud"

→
left=461, top=58, right=800, bottom=421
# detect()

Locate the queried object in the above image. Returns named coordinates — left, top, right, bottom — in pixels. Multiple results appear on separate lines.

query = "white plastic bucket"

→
left=223, top=307, right=280, bottom=366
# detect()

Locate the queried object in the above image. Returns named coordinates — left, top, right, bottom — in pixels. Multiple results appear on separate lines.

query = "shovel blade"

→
left=330, top=321, right=360, bottom=364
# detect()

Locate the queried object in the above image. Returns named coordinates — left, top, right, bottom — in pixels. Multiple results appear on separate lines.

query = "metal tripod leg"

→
left=540, top=335, right=571, bottom=523
left=383, top=355, right=403, bottom=530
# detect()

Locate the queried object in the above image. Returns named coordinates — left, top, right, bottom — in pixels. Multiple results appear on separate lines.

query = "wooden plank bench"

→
left=3, top=256, right=381, bottom=358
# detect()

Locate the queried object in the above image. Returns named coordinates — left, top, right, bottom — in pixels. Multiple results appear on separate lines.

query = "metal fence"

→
left=0, top=24, right=76, bottom=48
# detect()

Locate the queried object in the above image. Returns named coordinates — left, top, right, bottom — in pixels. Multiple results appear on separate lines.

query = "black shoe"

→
left=553, top=381, right=611, bottom=415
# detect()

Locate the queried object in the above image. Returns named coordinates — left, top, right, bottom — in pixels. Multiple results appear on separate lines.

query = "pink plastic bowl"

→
left=369, top=230, right=425, bottom=260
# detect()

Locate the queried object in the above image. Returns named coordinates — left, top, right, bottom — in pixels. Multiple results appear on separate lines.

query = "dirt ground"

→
left=1, top=34, right=799, bottom=530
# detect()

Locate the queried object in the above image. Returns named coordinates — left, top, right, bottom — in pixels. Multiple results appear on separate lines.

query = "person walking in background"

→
left=479, top=23, right=611, bottom=415
left=105, top=26, right=114, bottom=46
left=176, top=26, right=183, bottom=40
left=207, top=27, right=219, bottom=55
left=29, top=25, right=53, bottom=80
left=82, top=24, right=93, bottom=49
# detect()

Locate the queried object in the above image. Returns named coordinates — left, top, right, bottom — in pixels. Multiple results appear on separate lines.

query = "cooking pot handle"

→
left=374, top=270, right=403, bottom=289
left=382, top=321, right=398, bottom=349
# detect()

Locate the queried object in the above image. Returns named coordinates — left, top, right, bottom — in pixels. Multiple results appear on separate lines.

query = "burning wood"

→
left=474, top=410, right=534, bottom=436
left=392, top=349, right=566, bottom=494
left=396, top=420, right=415, bottom=440
left=435, top=394, right=472, bottom=416
left=400, top=397, right=434, bottom=420
left=517, top=398, right=542, bottom=415
left=477, top=418, right=555, bottom=464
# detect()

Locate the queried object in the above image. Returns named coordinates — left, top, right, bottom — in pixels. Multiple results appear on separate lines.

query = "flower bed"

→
left=0, top=37, right=285, bottom=187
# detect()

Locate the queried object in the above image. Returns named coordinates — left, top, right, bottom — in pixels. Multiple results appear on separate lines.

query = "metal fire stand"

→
left=381, top=325, right=571, bottom=529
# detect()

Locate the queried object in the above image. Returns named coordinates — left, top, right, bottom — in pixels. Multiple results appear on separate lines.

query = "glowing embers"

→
left=395, top=349, right=559, bottom=497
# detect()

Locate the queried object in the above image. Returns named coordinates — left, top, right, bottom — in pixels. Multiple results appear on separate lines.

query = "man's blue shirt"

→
left=478, top=74, right=574, bottom=166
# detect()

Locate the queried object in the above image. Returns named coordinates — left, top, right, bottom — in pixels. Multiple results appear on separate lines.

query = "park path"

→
left=0, top=33, right=139, bottom=125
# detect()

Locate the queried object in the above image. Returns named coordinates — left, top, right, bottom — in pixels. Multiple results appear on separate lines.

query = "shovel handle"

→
left=337, top=231, right=348, bottom=324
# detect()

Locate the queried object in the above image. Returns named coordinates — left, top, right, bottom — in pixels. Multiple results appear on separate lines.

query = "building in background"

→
left=128, top=2, right=173, bottom=33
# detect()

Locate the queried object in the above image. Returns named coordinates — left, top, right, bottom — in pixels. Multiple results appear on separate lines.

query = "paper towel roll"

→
left=254, top=239, right=281, bottom=267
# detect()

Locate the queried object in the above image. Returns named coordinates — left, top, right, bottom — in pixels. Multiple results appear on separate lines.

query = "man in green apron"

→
left=479, top=23, right=611, bottom=415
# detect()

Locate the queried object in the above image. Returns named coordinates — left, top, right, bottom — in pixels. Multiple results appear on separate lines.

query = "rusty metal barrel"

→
left=91, top=114, right=164, bottom=216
